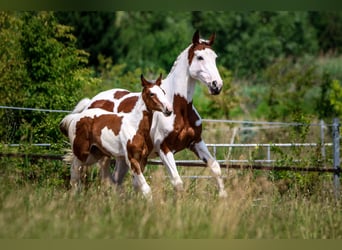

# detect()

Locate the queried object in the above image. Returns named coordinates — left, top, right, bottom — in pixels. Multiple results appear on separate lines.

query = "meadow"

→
left=0, top=158, right=341, bottom=239
left=0, top=112, right=341, bottom=239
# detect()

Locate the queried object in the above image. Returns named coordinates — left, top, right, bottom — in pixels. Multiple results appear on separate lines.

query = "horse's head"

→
left=188, top=30, right=223, bottom=95
left=141, top=74, right=173, bottom=116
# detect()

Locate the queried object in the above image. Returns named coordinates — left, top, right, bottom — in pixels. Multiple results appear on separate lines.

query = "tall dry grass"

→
left=0, top=166, right=341, bottom=239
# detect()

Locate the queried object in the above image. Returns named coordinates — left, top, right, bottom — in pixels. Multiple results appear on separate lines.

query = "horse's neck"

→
left=130, top=95, right=146, bottom=118
left=130, top=95, right=152, bottom=128
left=162, top=46, right=196, bottom=104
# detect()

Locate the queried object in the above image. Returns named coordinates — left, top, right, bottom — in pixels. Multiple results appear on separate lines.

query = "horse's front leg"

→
left=130, top=158, right=152, bottom=201
left=190, top=140, right=227, bottom=198
left=159, top=146, right=184, bottom=192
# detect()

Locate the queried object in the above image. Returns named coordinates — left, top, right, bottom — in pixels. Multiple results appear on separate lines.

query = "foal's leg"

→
left=130, top=158, right=152, bottom=201
left=98, top=156, right=115, bottom=189
left=159, top=147, right=184, bottom=191
left=112, top=157, right=129, bottom=185
left=190, top=140, right=227, bottom=198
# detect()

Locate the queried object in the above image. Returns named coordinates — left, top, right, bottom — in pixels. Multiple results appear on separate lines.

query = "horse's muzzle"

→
left=209, top=81, right=222, bottom=95
left=164, top=108, right=173, bottom=117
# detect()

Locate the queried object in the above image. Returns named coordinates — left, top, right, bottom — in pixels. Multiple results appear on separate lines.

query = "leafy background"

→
left=1, top=11, right=342, bottom=146
left=0, top=11, right=341, bottom=238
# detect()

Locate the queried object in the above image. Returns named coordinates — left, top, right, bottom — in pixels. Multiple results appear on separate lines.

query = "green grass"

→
left=0, top=165, right=341, bottom=239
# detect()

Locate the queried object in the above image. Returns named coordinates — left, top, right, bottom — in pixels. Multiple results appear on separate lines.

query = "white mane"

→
left=167, top=44, right=192, bottom=77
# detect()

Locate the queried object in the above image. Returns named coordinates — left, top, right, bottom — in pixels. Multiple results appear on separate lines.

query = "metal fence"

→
left=0, top=105, right=340, bottom=195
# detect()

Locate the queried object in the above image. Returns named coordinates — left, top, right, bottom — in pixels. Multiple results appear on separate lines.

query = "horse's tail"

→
left=72, top=98, right=91, bottom=114
left=59, top=112, right=77, bottom=137
left=62, top=149, right=75, bottom=165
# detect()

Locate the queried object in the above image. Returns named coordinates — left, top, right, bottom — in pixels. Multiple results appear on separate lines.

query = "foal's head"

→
left=188, top=30, right=223, bottom=95
left=141, top=74, right=173, bottom=116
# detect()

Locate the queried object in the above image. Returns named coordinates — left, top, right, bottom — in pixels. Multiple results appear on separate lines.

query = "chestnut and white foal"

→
left=73, top=30, right=227, bottom=198
left=60, top=74, right=172, bottom=199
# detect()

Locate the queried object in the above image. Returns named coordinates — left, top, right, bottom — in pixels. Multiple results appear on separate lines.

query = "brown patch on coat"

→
left=88, top=100, right=114, bottom=112
left=117, top=96, right=139, bottom=113
left=73, top=114, right=123, bottom=162
left=187, top=31, right=215, bottom=65
left=126, top=110, right=154, bottom=174
left=161, top=94, right=202, bottom=155
left=188, top=43, right=212, bottom=65
left=114, top=90, right=130, bottom=99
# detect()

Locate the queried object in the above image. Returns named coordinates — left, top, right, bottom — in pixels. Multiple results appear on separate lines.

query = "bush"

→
left=0, top=11, right=99, bottom=146
left=256, top=57, right=322, bottom=121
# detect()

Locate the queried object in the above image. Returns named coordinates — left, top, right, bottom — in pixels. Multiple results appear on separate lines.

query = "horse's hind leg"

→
left=98, top=156, right=115, bottom=189
left=113, top=157, right=129, bottom=185
left=190, top=140, right=227, bottom=198
left=70, top=157, right=86, bottom=193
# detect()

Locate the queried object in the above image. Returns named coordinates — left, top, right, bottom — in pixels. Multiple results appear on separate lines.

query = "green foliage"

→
left=20, top=12, right=90, bottom=109
left=192, top=11, right=319, bottom=77
left=309, top=11, right=342, bottom=53
left=55, top=12, right=118, bottom=67
left=114, top=12, right=192, bottom=71
left=329, top=79, right=342, bottom=119
left=0, top=11, right=98, bottom=145
left=256, top=57, right=322, bottom=121
left=51, top=11, right=342, bottom=80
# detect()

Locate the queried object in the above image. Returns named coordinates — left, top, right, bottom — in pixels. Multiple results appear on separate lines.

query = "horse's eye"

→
left=197, top=56, right=204, bottom=60
left=150, top=93, right=155, bottom=97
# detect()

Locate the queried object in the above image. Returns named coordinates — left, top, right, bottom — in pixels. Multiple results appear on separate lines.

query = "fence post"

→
left=320, top=119, right=326, bottom=163
left=332, top=118, right=340, bottom=199
left=267, top=145, right=271, bottom=163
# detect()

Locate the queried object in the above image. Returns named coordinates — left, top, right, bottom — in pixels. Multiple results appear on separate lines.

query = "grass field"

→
left=0, top=162, right=341, bottom=239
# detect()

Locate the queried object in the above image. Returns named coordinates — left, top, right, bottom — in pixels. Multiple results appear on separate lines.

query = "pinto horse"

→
left=60, top=74, right=172, bottom=199
left=74, top=30, right=227, bottom=198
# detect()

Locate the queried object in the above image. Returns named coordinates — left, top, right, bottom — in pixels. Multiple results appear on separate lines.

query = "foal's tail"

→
left=59, top=113, right=73, bottom=137
left=72, top=98, right=91, bottom=113
left=59, top=116, right=77, bottom=165
left=62, top=149, right=75, bottom=165
left=60, top=98, right=90, bottom=137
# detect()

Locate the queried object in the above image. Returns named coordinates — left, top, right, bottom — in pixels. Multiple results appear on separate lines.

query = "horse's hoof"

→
left=174, top=183, right=184, bottom=192
left=218, top=190, right=228, bottom=198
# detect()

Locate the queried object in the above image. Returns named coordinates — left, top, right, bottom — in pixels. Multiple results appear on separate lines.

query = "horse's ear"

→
left=208, top=32, right=216, bottom=46
left=156, top=73, right=162, bottom=86
left=192, top=30, right=200, bottom=45
left=141, top=74, right=147, bottom=87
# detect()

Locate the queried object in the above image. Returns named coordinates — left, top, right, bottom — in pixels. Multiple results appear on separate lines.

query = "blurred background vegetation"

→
left=0, top=11, right=342, bottom=145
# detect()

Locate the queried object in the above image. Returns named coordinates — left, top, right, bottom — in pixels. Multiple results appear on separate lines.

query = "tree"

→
left=112, top=11, right=193, bottom=71
left=0, top=11, right=97, bottom=144
left=192, top=11, right=319, bottom=77
left=0, top=11, right=27, bottom=142
left=55, top=12, right=118, bottom=67
left=309, top=11, right=342, bottom=53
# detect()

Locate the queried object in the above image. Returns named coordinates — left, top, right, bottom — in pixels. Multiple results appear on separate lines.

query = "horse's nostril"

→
left=165, top=109, right=172, bottom=116
left=212, top=81, right=217, bottom=88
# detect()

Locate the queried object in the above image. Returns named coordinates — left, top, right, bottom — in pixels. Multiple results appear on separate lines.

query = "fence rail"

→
left=0, top=105, right=340, bottom=194
left=0, top=152, right=339, bottom=174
